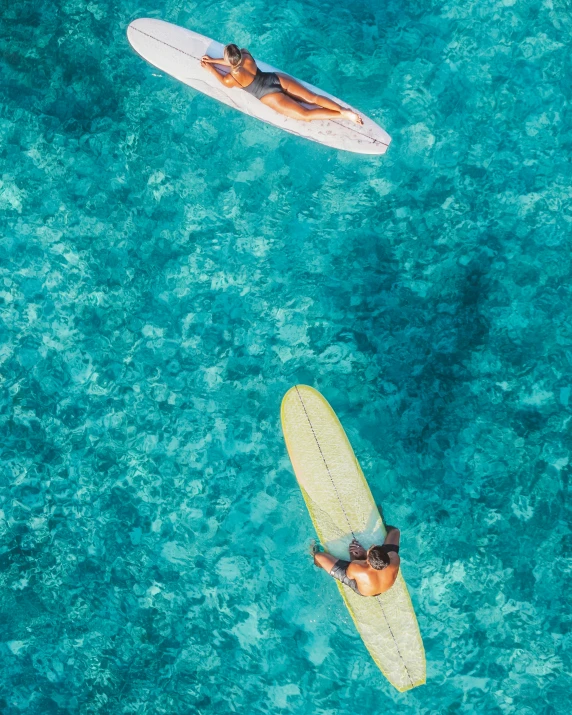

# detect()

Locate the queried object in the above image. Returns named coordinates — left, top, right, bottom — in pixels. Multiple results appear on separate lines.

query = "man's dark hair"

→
left=368, top=546, right=390, bottom=570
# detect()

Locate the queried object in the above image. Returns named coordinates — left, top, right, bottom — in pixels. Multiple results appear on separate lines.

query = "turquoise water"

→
left=1, top=0, right=571, bottom=711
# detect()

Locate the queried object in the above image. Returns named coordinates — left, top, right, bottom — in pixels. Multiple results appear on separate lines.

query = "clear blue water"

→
left=1, top=0, right=570, bottom=712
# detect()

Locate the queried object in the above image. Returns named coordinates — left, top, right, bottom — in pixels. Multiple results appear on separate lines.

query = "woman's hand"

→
left=201, top=55, right=214, bottom=64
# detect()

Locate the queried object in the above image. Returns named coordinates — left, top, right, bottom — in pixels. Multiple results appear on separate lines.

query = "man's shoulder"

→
left=346, top=560, right=368, bottom=578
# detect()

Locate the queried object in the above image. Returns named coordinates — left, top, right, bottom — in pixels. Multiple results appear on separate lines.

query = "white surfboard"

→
left=127, top=19, right=391, bottom=155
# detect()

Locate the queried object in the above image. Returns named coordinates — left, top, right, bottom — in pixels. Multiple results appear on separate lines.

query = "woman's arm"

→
left=201, top=55, right=230, bottom=66
left=200, top=59, right=238, bottom=87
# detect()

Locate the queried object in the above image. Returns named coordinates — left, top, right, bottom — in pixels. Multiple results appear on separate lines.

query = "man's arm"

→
left=383, top=527, right=401, bottom=570
left=384, top=526, right=400, bottom=547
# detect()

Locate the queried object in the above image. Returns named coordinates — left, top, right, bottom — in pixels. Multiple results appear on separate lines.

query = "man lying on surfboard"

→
left=201, top=44, right=363, bottom=124
left=313, top=526, right=401, bottom=597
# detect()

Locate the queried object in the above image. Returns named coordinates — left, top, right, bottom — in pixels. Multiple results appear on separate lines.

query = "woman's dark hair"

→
left=368, top=546, right=390, bottom=571
left=225, top=44, right=242, bottom=67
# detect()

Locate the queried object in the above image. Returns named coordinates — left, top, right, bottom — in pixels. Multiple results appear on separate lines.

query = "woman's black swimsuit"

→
left=329, top=544, right=400, bottom=597
left=245, top=70, right=283, bottom=99
left=236, top=68, right=283, bottom=100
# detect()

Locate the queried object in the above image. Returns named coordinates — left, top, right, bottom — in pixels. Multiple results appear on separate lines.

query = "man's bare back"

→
left=313, top=526, right=401, bottom=597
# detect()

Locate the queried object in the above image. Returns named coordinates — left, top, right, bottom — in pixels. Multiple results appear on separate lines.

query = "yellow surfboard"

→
left=281, top=385, right=426, bottom=692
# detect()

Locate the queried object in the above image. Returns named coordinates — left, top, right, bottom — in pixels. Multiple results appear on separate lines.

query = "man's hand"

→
left=349, top=538, right=367, bottom=561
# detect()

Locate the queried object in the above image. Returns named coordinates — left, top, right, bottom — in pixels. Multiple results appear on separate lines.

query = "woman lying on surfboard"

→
left=201, top=44, right=363, bottom=124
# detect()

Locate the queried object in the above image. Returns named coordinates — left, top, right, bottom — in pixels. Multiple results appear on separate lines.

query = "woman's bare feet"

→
left=349, top=538, right=367, bottom=561
left=341, top=109, right=363, bottom=125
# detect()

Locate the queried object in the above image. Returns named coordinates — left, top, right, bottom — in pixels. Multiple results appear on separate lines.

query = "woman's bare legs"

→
left=261, top=92, right=361, bottom=123
left=261, top=92, right=339, bottom=121
left=277, top=74, right=363, bottom=124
